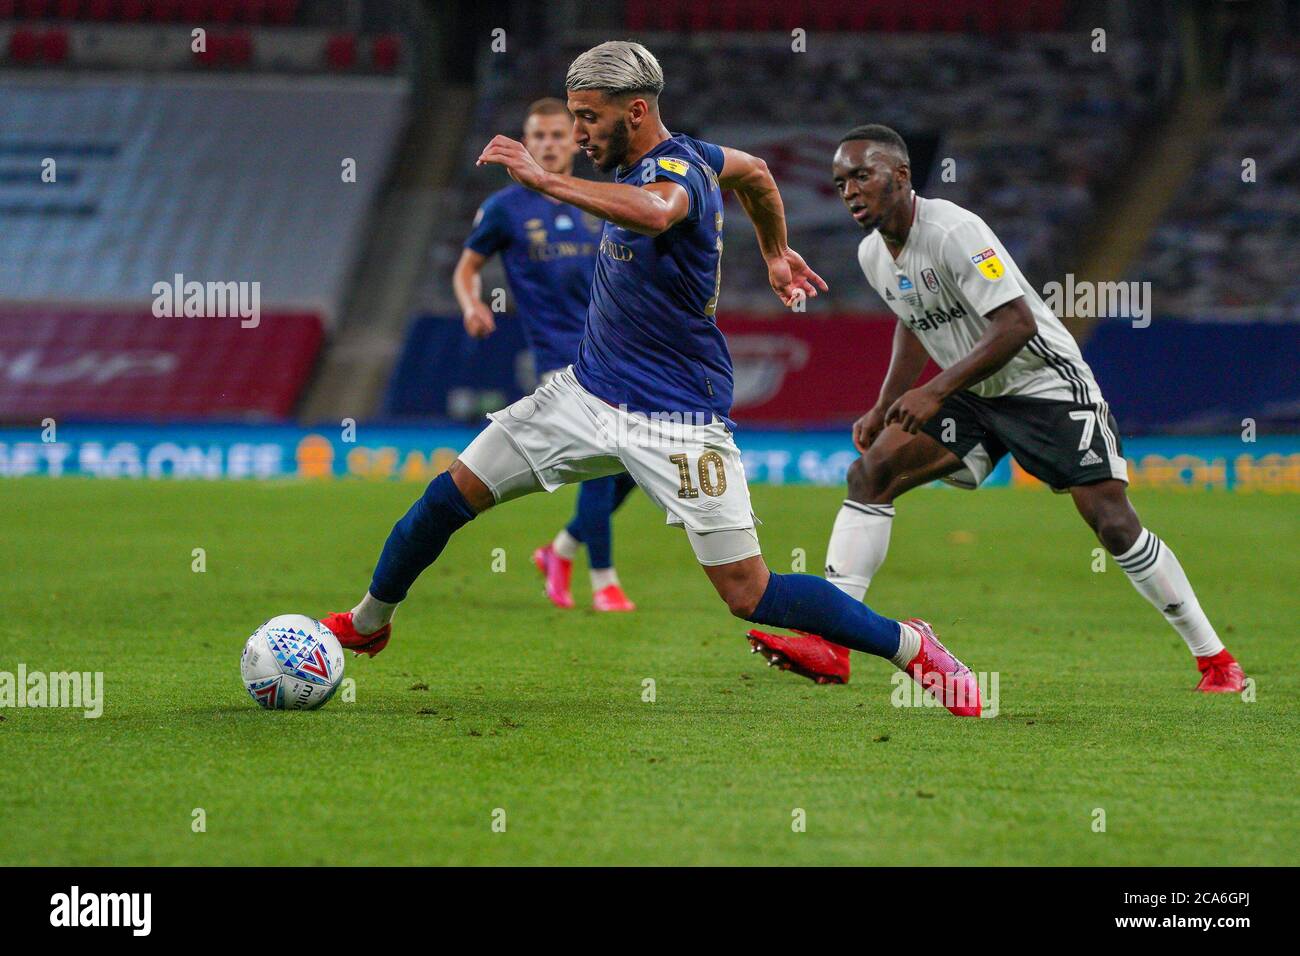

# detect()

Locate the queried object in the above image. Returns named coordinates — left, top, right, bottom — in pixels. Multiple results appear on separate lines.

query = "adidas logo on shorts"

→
left=1079, top=449, right=1103, bottom=467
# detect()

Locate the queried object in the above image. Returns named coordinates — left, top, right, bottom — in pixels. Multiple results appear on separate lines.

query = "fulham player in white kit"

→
left=747, top=125, right=1246, bottom=694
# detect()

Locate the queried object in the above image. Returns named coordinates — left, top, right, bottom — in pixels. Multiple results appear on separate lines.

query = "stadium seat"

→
left=40, top=27, right=69, bottom=61
left=325, top=32, right=356, bottom=71
left=372, top=33, right=400, bottom=72
left=624, top=0, right=646, bottom=31
left=237, top=0, right=265, bottom=23
left=7, top=28, right=40, bottom=62
left=193, top=32, right=219, bottom=65
left=224, top=28, right=251, bottom=64
left=20, top=0, right=50, bottom=20
left=149, top=0, right=180, bottom=21
left=265, top=0, right=294, bottom=24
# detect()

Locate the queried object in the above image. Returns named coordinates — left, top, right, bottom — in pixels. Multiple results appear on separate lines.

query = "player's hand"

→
left=462, top=302, right=496, bottom=338
left=476, top=135, right=549, bottom=190
left=884, top=385, right=944, bottom=434
left=766, top=247, right=828, bottom=309
left=852, top=404, right=888, bottom=453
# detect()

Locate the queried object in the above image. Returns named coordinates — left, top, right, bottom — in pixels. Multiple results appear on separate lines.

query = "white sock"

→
left=891, top=621, right=922, bottom=669
left=352, top=592, right=398, bottom=635
left=824, top=501, right=894, bottom=601
left=591, top=567, right=619, bottom=591
left=552, top=529, right=580, bottom=561
left=1115, top=529, right=1224, bottom=658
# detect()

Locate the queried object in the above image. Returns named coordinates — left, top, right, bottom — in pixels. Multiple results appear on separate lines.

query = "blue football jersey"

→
left=573, top=134, right=734, bottom=427
left=464, top=184, right=602, bottom=374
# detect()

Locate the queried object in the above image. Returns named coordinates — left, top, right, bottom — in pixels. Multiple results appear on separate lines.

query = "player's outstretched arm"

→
left=884, top=297, right=1037, bottom=433
left=476, top=135, right=687, bottom=236
left=452, top=248, right=496, bottom=338
left=717, top=146, right=828, bottom=308
left=853, top=321, right=931, bottom=451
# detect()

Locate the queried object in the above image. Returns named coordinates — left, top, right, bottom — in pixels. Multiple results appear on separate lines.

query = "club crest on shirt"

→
left=921, top=268, right=940, bottom=293
left=970, top=247, right=1005, bottom=281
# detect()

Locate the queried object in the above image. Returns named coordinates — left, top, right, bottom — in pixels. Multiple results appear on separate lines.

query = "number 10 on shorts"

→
left=669, top=452, right=728, bottom=499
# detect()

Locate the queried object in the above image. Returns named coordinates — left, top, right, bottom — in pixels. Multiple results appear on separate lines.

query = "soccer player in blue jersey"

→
left=323, top=41, right=986, bottom=716
left=453, top=97, right=638, bottom=613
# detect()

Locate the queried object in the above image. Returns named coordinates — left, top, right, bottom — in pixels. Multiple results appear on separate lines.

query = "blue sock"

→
left=565, top=473, right=635, bottom=569
left=611, top=472, right=638, bottom=510
left=750, top=572, right=901, bottom=659
left=369, top=471, right=477, bottom=603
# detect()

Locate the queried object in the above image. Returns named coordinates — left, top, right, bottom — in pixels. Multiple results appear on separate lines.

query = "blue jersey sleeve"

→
left=694, top=139, right=726, bottom=177
left=648, top=155, right=711, bottom=224
left=464, top=195, right=510, bottom=256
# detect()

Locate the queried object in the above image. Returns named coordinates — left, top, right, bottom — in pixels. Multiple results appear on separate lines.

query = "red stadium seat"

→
left=193, top=31, right=220, bottom=64
left=224, top=28, right=251, bottom=64
left=624, top=0, right=647, bottom=31
left=265, top=0, right=294, bottom=24
left=324, top=32, right=356, bottom=70
left=53, top=0, right=80, bottom=20
left=8, top=28, right=39, bottom=61
left=40, top=27, right=68, bottom=61
left=237, top=0, right=265, bottom=23
left=119, top=0, right=144, bottom=19
left=811, top=2, right=841, bottom=32
left=86, top=0, right=113, bottom=20
left=20, top=0, right=50, bottom=20
left=776, top=0, right=806, bottom=33
left=372, top=33, right=400, bottom=72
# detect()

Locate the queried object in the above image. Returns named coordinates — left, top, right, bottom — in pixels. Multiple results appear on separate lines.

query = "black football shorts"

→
left=921, top=391, right=1128, bottom=492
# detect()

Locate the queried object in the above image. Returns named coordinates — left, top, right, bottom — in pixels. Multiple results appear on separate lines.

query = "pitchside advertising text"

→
left=0, top=424, right=1296, bottom=491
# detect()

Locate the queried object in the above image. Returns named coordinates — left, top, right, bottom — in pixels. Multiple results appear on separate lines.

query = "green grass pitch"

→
left=1, top=477, right=1295, bottom=866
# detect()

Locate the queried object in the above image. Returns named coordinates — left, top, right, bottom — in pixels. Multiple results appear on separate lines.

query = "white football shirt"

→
left=857, top=194, right=1100, bottom=404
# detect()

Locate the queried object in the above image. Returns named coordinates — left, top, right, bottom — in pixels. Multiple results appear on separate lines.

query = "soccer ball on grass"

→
left=241, top=614, right=345, bottom=710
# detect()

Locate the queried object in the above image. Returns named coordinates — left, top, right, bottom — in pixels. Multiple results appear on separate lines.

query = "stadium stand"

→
left=0, top=72, right=409, bottom=421
left=1131, top=45, right=1300, bottom=320
left=0, top=1, right=407, bottom=72
left=0, top=75, right=406, bottom=312
left=416, top=30, right=1169, bottom=316
left=2, top=0, right=1294, bottom=436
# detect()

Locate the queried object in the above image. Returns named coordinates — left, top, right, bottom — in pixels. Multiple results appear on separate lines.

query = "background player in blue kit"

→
left=324, top=41, right=985, bottom=718
left=452, top=97, right=638, bottom=613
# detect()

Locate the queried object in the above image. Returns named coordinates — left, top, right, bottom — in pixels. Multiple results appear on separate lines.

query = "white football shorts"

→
left=459, top=366, right=761, bottom=565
